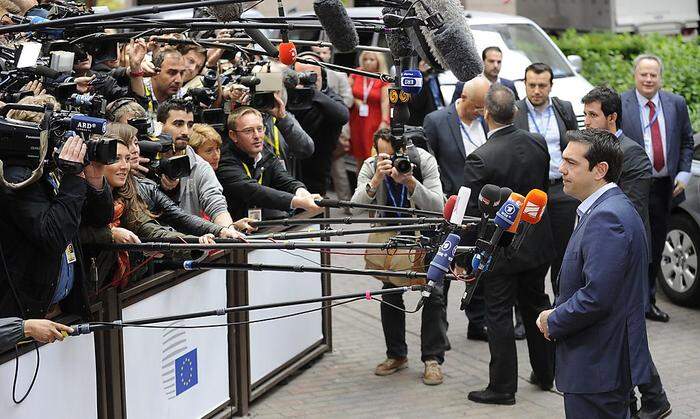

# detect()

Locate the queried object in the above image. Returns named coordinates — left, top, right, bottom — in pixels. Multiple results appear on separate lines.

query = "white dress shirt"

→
left=577, top=183, right=619, bottom=220
left=459, top=117, right=487, bottom=156
left=526, top=98, right=562, bottom=180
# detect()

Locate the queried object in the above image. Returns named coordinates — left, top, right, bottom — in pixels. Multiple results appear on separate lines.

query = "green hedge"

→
left=552, top=29, right=700, bottom=132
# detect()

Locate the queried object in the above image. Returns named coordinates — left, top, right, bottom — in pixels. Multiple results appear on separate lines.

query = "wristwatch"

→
left=365, top=183, right=378, bottom=195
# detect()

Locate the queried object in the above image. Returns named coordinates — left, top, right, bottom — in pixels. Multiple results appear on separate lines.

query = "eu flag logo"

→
left=174, top=348, right=198, bottom=395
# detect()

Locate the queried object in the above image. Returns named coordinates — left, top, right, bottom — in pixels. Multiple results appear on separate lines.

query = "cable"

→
left=371, top=296, right=421, bottom=314
left=12, top=342, right=39, bottom=404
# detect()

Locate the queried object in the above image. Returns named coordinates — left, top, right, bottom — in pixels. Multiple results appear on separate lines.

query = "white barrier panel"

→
left=248, top=230, right=324, bottom=384
left=122, top=269, right=229, bottom=419
left=0, top=334, right=97, bottom=419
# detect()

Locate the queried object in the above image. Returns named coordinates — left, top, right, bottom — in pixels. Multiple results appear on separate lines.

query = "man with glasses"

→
left=217, top=106, right=320, bottom=220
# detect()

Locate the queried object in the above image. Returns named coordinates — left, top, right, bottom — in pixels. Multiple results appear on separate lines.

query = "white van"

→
left=292, top=7, right=594, bottom=127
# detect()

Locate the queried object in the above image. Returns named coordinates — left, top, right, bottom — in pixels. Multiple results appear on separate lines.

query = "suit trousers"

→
left=380, top=280, right=451, bottom=363
left=547, top=181, right=578, bottom=296
left=564, top=387, right=632, bottom=419
left=483, top=263, right=554, bottom=394
left=464, top=278, right=486, bottom=331
left=648, top=177, right=673, bottom=304
left=630, top=358, right=669, bottom=412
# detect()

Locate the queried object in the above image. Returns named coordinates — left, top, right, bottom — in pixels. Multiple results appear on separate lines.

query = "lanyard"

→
left=615, top=129, right=623, bottom=138
left=639, top=101, right=660, bottom=133
left=143, top=80, right=156, bottom=114
left=264, top=118, right=281, bottom=157
left=242, top=163, right=263, bottom=184
left=384, top=178, right=406, bottom=216
left=362, top=77, right=375, bottom=104
left=527, top=106, right=553, bottom=137
left=459, top=119, right=481, bottom=149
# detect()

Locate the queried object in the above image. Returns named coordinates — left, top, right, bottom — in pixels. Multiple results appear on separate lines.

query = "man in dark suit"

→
left=424, top=76, right=490, bottom=341
left=514, top=62, right=579, bottom=295
left=537, top=129, right=652, bottom=418
left=621, top=54, right=694, bottom=324
left=464, top=84, right=555, bottom=405
left=450, top=46, right=519, bottom=104
left=583, top=86, right=672, bottom=419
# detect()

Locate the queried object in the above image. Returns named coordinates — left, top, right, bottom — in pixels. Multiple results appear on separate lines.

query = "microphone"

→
left=314, top=0, right=359, bottom=53
left=505, top=193, right=525, bottom=234
left=400, top=69, right=422, bottom=94
left=244, top=27, right=280, bottom=58
left=278, top=42, right=297, bottom=65
left=281, top=68, right=299, bottom=88
left=418, top=187, right=471, bottom=307
left=488, top=193, right=522, bottom=248
left=405, top=12, right=443, bottom=71
left=382, top=7, right=414, bottom=60
left=415, top=0, right=483, bottom=81
left=207, top=2, right=279, bottom=58
left=510, top=189, right=548, bottom=252
left=476, top=184, right=501, bottom=239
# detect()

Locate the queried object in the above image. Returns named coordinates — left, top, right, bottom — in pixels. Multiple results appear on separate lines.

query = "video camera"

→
left=134, top=128, right=192, bottom=181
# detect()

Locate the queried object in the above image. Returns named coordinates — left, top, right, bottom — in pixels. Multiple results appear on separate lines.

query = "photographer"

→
left=155, top=98, right=239, bottom=229
left=0, top=112, right=113, bottom=319
left=218, top=106, right=320, bottom=220
left=350, top=128, right=447, bottom=386
left=292, top=53, right=350, bottom=195
left=131, top=46, right=185, bottom=118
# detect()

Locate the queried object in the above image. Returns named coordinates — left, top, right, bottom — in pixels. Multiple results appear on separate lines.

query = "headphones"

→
left=106, top=97, right=138, bottom=121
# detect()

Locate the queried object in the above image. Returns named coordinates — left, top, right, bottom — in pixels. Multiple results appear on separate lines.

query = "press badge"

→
left=359, top=104, right=369, bottom=117
left=248, top=208, right=262, bottom=221
left=65, top=242, right=77, bottom=264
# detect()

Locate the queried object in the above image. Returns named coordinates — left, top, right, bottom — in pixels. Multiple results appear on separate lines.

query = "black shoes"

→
left=467, top=325, right=488, bottom=342
left=645, top=303, right=670, bottom=322
left=527, top=371, right=553, bottom=391
left=467, top=388, right=516, bottom=405
left=637, top=400, right=672, bottom=419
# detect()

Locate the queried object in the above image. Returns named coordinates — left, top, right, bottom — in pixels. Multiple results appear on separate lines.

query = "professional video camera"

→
left=183, top=70, right=225, bottom=130
left=286, top=71, right=316, bottom=112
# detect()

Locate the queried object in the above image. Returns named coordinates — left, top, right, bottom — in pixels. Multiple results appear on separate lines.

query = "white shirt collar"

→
left=635, top=89, right=660, bottom=108
left=253, top=152, right=263, bottom=166
left=487, top=124, right=512, bottom=139
left=525, top=97, right=552, bottom=113
left=577, top=182, right=618, bottom=218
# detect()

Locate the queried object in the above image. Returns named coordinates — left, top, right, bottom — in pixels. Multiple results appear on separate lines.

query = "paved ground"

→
left=248, top=213, right=700, bottom=418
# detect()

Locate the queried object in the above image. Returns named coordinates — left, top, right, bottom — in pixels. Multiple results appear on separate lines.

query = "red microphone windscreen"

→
left=443, top=195, right=458, bottom=220
left=520, top=189, right=548, bottom=224
left=506, top=193, right=525, bottom=233
left=279, top=42, right=297, bottom=66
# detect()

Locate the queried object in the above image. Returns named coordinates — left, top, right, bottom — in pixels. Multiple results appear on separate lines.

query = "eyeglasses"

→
left=235, top=126, right=265, bottom=135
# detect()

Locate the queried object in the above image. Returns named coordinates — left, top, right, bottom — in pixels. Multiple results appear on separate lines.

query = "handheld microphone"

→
left=414, top=0, right=483, bottom=81
left=314, top=0, right=359, bottom=53
left=476, top=184, right=501, bottom=239
left=207, top=2, right=279, bottom=58
left=400, top=69, right=423, bottom=94
left=505, top=193, right=525, bottom=234
left=488, top=194, right=522, bottom=248
left=278, top=42, right=297, bottom=65
left=418, top=187, right=471, bottom=307
left=510, top=189, right=548, bottom=252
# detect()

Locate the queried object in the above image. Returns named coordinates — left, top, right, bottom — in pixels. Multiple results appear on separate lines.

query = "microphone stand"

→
left=88, top=241, right=465, bottom=252
left=250, top=216, right=445, bottom=227
left=70, top=285, right=423, bottom=336
left=216, top=37, right=391, bottom=54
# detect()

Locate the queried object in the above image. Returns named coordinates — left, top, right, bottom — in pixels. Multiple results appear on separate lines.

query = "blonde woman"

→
left=189, top=123, right=222, bottom=171
left=348, top=51, right=391, bottom=170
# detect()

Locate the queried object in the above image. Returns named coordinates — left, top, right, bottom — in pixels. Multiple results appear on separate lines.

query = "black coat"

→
left=217, top=141, right=307, bottom=220
left=462, top=125, right=554, bottom=275
left=290, top=88, right=349, bottom=195
left=0, top=168, right=113, bottom=318
left=618, top=133, right=652, bottom=243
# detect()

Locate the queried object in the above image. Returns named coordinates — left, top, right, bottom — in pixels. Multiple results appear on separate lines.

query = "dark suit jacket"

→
left=549, top=187, right=651, bottom=394
left=424, top=103, right=489, bottom=196
left=620, top=89, right=694, bottom=182
left=450, top=78, right=519, bottom=104
left=462, top=125, right=554, bottom=275
left=514, top=97, right=578, bottom=155
left=618, top=133, right=652, bottom=240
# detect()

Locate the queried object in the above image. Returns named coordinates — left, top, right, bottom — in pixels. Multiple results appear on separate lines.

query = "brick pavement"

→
left=248, top=215, right=700, bottom=418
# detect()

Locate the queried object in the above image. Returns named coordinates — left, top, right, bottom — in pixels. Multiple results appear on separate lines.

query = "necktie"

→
left=647, top=100, right=665, bottom=172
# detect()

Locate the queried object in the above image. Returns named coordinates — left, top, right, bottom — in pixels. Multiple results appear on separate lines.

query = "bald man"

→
left=425, top=76, right=490, bottom=197
left=424, top=76, right=491, bottom=341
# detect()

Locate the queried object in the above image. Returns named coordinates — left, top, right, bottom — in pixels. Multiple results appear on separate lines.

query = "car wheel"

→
left=659, top=213, right=700, bottom=307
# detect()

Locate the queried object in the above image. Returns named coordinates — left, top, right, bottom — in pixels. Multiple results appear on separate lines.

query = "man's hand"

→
left=673, top=179, right=686, bottom=197
left=58, top=135, right=87, bottom=169
left=198, top=233, right=216, bottom=244
left=267, top=92, right=287, bottom=119
left=160, top=174, right=179, bottom=191
left=219, top=228, right=246, bottom=239
left=128, top=38, right=148, bottom=73
left=223, top=85, right=250, bottom=105
left=291, top=195, right=321, bottom=212
left=24, top=319, right=74, bottom=343
left=389, top=164, right=417, bottom=193
left=83, top=162, right=105, bottom=190
left=233, top=217, right=257, bottom=233
left=536, top=309, right=554, bottom=341
left=21, top=80, right=45, bottom=96
left=74, top=75, right=96, bottom=93
left=131, top=156, right=150, bottom=175
left=112, top=227, right=141, bottom=244
left=372, top=153, right=393, bottom=184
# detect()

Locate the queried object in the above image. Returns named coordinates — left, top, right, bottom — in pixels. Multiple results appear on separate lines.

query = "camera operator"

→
left=155, top=98, right=241, bottom=230
left=0, top=101, right=113, bottom=318
left=131, top=46, right=185, bottom=118
left=178, top=45, right=207, bottom=92
left=350, top=127, right=447, bottom=385
left=291, top=52, right=350, bottom=195
left=218, top=106, right=321, bottom=220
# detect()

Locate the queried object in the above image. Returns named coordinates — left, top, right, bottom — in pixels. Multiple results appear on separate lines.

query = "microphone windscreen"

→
left=498, top=187, right=513, bottom=208
left=416, top=0, right=483, bottom=81
left=443, top=195, right=458, bottom=221
left=313, top=0, right=359, bottom=53
left=207, top=3, right=243, bottom=22
left=478, top=184, right=501, bottom=214
left=35, top=65, right=59, bottom=79
left=405, top=18, right=443, bottom=71
left=316, top=198, right=340, bottom=207
left=494, top=197, right=520, bottom=230
left=245, top=28, right=279, bottom=58
left=278, top=42, right=297, bottom=65
left=520, top=189, right=548, bottom=225
left=506, top=193, right=525, bottom=233
left=281, top=68, right=299, bottom=89
left=382, top=7, right=414, bottom=59
left=450, top=186, right=471, bottom=225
